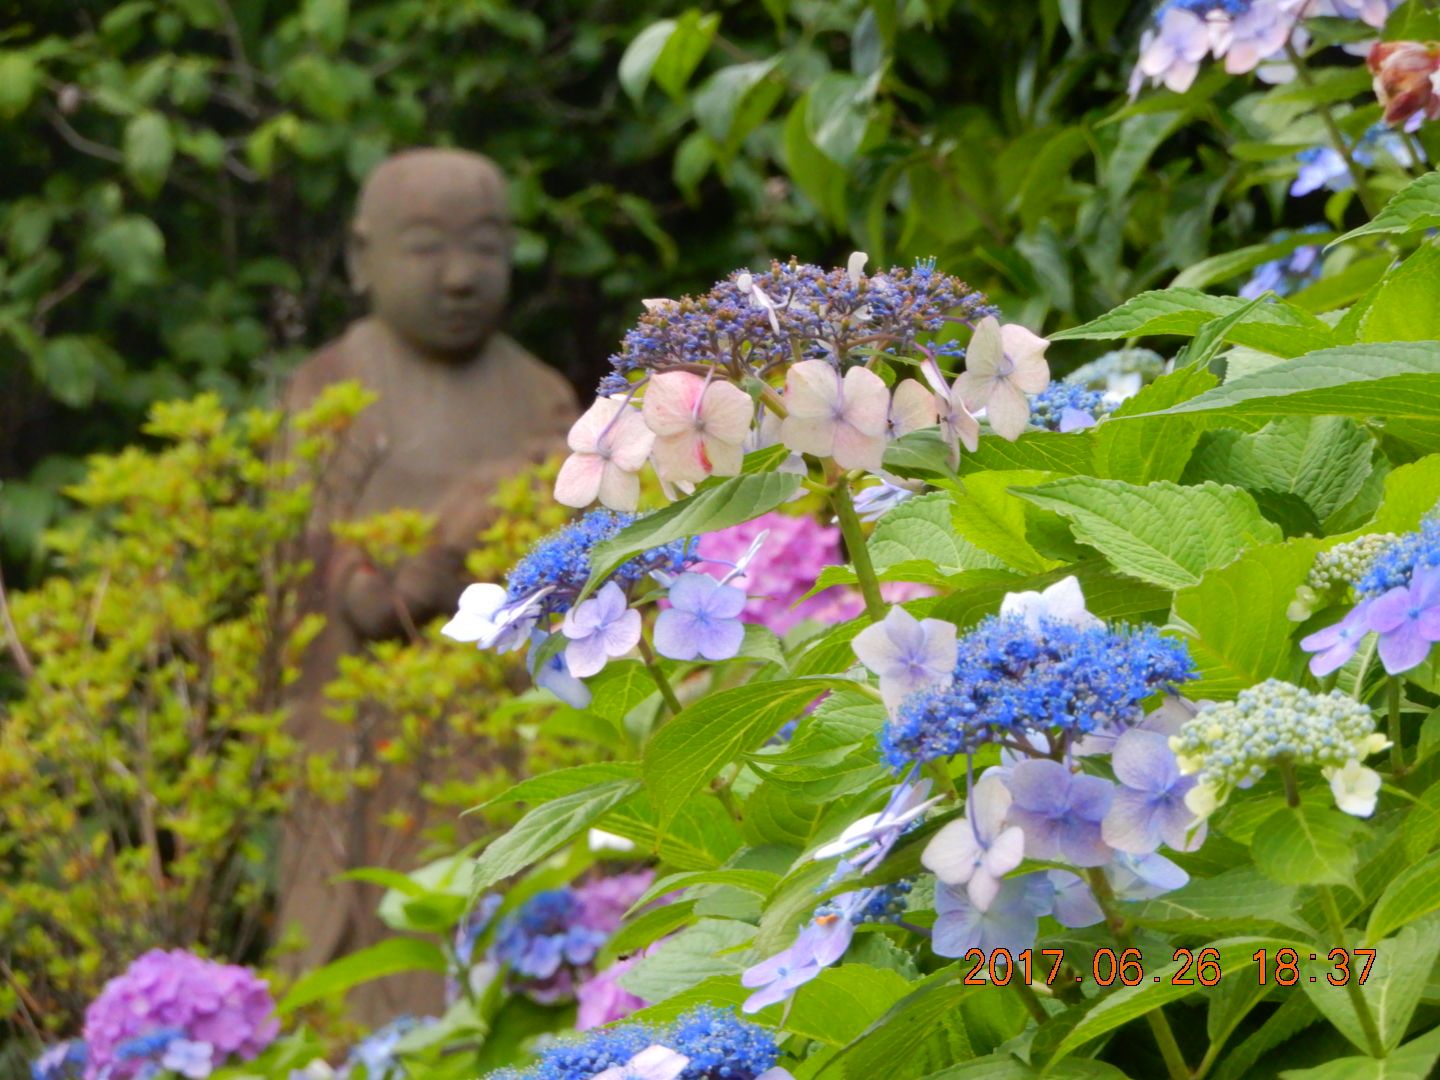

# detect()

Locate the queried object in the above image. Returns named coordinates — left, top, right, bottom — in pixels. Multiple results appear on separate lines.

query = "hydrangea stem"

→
left=1085, top=868, right=1190, bottom=1080
left=831, top=477, right=886, bottom=621
left=1280, top=758, right=1301, bottom=808
left=1318, top=883, right=1385, bottom=1058
left=638, top=636, right=684, bottom=716
left=1012, top=979, right=1050, bottom=1026
left=1284, top=40, right=1380, bottom=219
left=1387, top=677, right=1405, bottom=777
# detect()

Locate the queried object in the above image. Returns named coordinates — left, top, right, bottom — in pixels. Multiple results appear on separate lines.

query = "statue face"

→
left=354, top=163, right=511, bottom=361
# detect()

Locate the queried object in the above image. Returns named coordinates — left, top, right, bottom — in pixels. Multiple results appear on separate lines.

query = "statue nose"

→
left=441, top=253, right=483, bottom=293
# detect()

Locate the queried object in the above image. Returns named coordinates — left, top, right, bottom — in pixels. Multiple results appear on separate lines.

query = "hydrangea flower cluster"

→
left=79, top=949, right=278, bottom=1080
left=1131, top=0, right=1401, bottom=97
left=878, top=607, right=1194, bottom=768
left=553, top=255, right=1051, bottom=512
left=830, top=580, right=1203, bottom=961
left=490, top=1007, right=789, bottom=1080
left=604, top=256, right=992, bottom=385
left=1171, top=679, right=1388, bottom=817
left=490, top=871, right=654, bottom=1003
left=1028, top=382, right=1109, bottom=432
left=443, top=509, right=758, bottom=706
left=1240, top=233, right=1324, bottom=299
left=1300, top=513, right=1440, bottom=675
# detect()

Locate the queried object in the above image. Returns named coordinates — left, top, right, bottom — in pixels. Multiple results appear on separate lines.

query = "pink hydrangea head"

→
left=575, top=950, right=653, bottom=1030
left=696, top=512, right=933, bottom=635
left=81, top=949, right=279, bottom=1080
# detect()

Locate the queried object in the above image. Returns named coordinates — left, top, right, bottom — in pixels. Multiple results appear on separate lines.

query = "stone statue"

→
left=277, top=148, right=577, bottom=1022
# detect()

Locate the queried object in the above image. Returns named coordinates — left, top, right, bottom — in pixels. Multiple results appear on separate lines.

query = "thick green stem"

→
left=1280, top=758, right=1301, bottom=808
left=831, top=477, right=885, bottom=621
left=1318, top=884, right=1385, bottom=1058
left=1388, top=677, right=1405, bottom=777
left=638, top=636, right=684, bottom=717
left=1012, top=979, right=1049, bottom=1025
left=1086, top=869, right=1189, bottom=1079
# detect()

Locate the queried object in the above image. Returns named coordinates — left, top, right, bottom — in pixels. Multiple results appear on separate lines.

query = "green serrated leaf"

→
left=642, top=678, right=855, bottom=827
left=277, top=938, right=446, bottom=1014
left=1332, top=171, right=1440, bottom=244
left=471, top=778, right=642, bottom=894
left=1092, top=365, right=1217, bottom=483
left=1128, top=342, right=1440, bottom=423
left=1049, top=287, right=1334, bottom=357
left=1169, top=539, right=1321, bottom=698
left=1251, top=804, right=1358, bottom=886
left=585, top=472, right=802, bottom=599
left=1013, top=478, right=1280, bottom=590
left=1367, top=850, right=1440, bottom=944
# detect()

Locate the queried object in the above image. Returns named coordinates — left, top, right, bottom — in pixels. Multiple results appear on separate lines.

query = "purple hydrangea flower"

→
left=1301, top=602, right=1374, bottom=677
left=1134, top=7, right=1211, bottom=94
left=853, top=606, right=959, bottom=714
left=1004, top=759, right=1115, bottom=868
left=340, top=1016, right=436, bottom=1080
left=932, top=875, right=1054, bottom=959
left=1102, top=729, right=1206, bottom=855
left=528, top=631, right=593, bottom=709
left=812, top=776, right=939, bottom=874
left=561, top=582, right=643, bottom=677
left=1367, top=565, right=1440, bottom=673
left=80, top=950, right=278, bottom=1080
left=160, top=1040, right=214, bottom=1080
left=1046, top=871, right=1106, bottom=928
left=922, top=770, right=1024, bottom=911
left=654, top=573, right=746, bottom=662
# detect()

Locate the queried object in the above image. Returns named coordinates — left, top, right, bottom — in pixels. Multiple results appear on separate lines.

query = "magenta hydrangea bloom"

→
left=696, top=512, right=929, bottom=636
left=573, top=870, right=657, bottom=933
left=576, top=949, right=654, bottom=1030
left=81, top=949, right=279, bottom=1080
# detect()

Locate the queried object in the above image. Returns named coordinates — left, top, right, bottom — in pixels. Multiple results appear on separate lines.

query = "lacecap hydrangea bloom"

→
left=879, top=608, right=1194, bottom=768
left=1028, top=382, right=1109, bottom=433
left=1063, top=347, right=1164, bottom=406
left=490, top=1007, right=791, bottom=1080
left=80, top=949, right=278, bottom=1080
left=444, top=509, right=762, bottom=705
left=1172, top=679, right=1389, bottom=818
left=555, top=255, right=1051, bottom=509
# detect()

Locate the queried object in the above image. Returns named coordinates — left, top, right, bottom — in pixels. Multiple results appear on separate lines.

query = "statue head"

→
left=349, top=148, right=511, bottom=362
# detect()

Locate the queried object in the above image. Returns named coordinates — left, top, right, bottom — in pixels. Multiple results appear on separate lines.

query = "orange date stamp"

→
left=959, top=947, right=1376, bottom=987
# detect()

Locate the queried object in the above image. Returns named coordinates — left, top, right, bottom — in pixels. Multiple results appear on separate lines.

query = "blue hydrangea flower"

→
left=493, top=889, right=610, bottom=989
left=881, top=616, right=1194, bottom=768
left=506, top=511, right=698, bottom=616
left=668, top=1006, right=780, bottom=1080
left=528, top=631, right=593, bottom=709
left=1367, top=565, right=1440, bottom=674
left=1101, top=729, right=1206, bottom=855
left=1356, top=513, right=1440, bottom=598
left=528, top=1027, right=660, bottom=1080
left=1029, top=382, right=1108, bottom=432
left=1239, top=236, right=1324, bottom=299
left=159, top=1040, right=214, bottom=1080
left=654, top=573, right=746, bottom=662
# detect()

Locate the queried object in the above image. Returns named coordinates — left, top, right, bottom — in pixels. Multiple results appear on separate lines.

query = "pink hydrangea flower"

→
left=81, top=949, right=278, bottom=1080
left=576, top=947, right=656, bottom=1030
left=697, top=512, right=932, bottom=636
left=780, top=360, right=890, bottom=471
left=556, top=397, right=655, bottom=511
left=642, top=371, right=755, bottom=485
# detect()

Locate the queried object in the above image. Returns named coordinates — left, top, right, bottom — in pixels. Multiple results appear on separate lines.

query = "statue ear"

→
left=346, top=224, right=370, bottom=296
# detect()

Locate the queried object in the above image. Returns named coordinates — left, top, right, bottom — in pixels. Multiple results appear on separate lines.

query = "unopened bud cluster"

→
left=1289, top=532, right=1397, bottom=619
left=1171, top=679, right=1383, bottom=794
